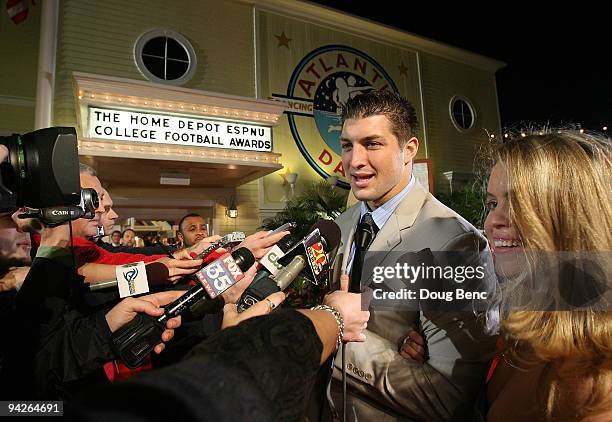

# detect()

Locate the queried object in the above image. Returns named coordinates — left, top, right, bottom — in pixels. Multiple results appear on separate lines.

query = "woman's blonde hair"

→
left=490, top=129, right=612, bottom=420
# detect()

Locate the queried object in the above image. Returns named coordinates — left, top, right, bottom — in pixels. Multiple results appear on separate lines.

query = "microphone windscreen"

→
left=231, top=247, right=256, bottom=272
left=310, top=220, right=341, bottom=251
left=145, top=262, right=170, bottom=286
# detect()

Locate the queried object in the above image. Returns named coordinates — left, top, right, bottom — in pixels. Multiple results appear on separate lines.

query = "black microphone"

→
left=236, top=220, right=341, bottom=312
left=186, top=233, right=300, bottom=320
left=278, top=220, right=341, bottom=285
left=111, top=247, right=254, bottom=368
left=349, top=220, right=374, bottom=293
left=87, top=262, right=169, bottom=292
left=258, top=233, right=299, bottom=275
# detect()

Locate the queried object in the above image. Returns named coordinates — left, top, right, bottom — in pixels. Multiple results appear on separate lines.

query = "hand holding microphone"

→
left=236, top=220, right=341, bottom=312
left=111, top=247, right=255, bottom=368
left=222, top=290, right=286, bottom=329
left=170, top=234, right=222, bottom=260
left=105, top=290, right=185, bottom=355
left=154, top=256, right=203, bottom=283
left=238, top=229, right=291, bottom=259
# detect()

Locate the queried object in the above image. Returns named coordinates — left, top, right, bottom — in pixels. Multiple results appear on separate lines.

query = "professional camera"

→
left=0, top=127, right=98, bottom=226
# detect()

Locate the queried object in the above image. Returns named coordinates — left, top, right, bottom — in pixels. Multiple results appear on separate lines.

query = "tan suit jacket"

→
left=328, top=181, right=497, bottom=421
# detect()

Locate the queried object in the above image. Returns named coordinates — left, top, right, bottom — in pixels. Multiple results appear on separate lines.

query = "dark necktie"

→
left=349, top=212, right=378, bottom=292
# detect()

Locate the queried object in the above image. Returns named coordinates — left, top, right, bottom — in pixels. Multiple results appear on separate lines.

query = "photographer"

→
left=1, top=130, right=196, bottom=396
left=0, top=220, right=185, bottom=398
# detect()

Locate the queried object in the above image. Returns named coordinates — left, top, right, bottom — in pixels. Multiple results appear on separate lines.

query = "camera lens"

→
left=80, top=188, right=99, bottom=213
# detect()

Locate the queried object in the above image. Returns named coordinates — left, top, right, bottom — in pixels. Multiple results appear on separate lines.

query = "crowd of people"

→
left=0, top=90, right=609, bottom=421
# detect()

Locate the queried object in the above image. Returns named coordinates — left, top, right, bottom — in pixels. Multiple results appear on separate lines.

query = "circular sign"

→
left=285, top=45, right=398, bottom=189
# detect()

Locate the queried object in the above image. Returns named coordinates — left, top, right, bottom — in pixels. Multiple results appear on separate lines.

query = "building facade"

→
left=0, top=0, right=504, bottom=234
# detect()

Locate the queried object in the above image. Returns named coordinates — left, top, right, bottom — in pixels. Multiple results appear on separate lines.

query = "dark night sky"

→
left=309, top=2, right=611, bottom=131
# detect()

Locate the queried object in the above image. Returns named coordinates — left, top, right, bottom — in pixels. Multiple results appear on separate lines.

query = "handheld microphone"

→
left=278, top=220, right=341, bottom=285
left=187, top=232, right=300, bottom=320
left=259, top=233, right=299, bottom=275
left=189, top=231, right=246, bottom=261
left=87, top=262, right=169, bottom=292
left=110, top=247, right=254, bottom=368
left=349, top=220, right=374, bottom=293
left=236, top=220, right=341, bottom=312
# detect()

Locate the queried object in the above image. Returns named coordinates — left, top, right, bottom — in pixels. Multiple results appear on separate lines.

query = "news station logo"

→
left=303, top=229, right=329, bottom=285
left=273, top=45, right=398, bottom=189
left=122, top=267, right=139, bottom=295
left=196, top=254, right=244, bottom=299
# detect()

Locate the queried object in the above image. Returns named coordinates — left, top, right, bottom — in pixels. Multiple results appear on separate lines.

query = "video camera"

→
left=0, top=127, right=98, bottom=226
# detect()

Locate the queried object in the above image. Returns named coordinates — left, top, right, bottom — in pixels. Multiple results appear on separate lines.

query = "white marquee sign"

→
left=88, top=107, right=272, bottom=152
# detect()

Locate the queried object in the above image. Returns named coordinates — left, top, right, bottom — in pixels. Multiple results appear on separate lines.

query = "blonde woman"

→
left=399, top=130, right=611, bottom=421
left=484, top=130, right=611, bottom=421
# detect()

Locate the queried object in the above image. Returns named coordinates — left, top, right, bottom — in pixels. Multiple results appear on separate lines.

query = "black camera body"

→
left=1, top=127, right=81, bottom=210
left=1, top=127, right=98, bottom=226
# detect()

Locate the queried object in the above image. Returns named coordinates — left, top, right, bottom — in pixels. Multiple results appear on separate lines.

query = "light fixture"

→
left=285, top=172, right=298, bottom=197
left=160, top=172, right=190, bottom=186
left=226, top=195, right=238, bottom=218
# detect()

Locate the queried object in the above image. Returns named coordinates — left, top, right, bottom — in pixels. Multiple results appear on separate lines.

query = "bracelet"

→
left=311, top=304, right=345, bottom=348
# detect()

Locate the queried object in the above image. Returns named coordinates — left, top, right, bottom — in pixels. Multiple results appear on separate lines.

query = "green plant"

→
left=436, top=181, right=487, bottom=229
left=261, top=180, right=348, bottom=238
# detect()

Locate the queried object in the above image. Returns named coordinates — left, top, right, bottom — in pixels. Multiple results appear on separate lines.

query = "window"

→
left=449, top=96, right=475, bottom=131
left=134, top=30, right=197, bottom=86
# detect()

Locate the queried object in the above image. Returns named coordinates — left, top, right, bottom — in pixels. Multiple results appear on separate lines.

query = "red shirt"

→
left=32, top=233, right=166, bottom=264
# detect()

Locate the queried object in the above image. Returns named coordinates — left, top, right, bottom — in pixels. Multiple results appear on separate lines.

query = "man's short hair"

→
left=178, top=213, right=203, bottom=234
left=79, top=162, right=97, bottom=176
left=111, top=230, right=121, bottom=237
left=122, top=228, right=135, bottom=237
left=341, top=90, right=419, bottom=147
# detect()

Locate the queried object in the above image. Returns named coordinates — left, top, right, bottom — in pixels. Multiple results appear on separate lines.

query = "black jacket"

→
left=67, top=310, right=324, bottom=422
left=1, top=256, right=113, bottom=399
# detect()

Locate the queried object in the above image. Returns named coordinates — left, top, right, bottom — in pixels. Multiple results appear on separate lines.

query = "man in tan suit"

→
left=326, top=90, right=497, bottom=421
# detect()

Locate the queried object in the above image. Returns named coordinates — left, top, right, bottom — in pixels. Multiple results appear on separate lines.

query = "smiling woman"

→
left=483, top=129, right=612, bottom=421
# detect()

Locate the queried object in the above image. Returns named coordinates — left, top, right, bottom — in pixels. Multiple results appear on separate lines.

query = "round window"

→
left=134, top=30, right=197, bottom=86
left=449, top=96, right=476, bottom=131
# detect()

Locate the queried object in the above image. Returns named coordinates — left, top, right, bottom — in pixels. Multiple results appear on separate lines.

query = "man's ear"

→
left=403, top=137, right=419, bottom=165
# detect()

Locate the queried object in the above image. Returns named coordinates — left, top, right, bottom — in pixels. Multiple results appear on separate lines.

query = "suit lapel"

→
left=361, top=181, right=429, bottom=285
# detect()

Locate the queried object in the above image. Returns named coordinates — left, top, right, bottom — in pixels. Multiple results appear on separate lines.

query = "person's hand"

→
left=323, top=274, right=370, bottom=342
left=39, top=223, right=71, bottom=247
left=220, top=263, right=257, bottom=305
left=237, top=230, right=289, bottom=259
left=172, top=235, right=224, bottom=260
left=222, top=290, right=286, bottom=329
left=0, top=266, right=30, bottom=291
left=155, top=257, right=203, bottom=283
left=105, top=290, right=184, bottom=354
left=11, top=209, right=43, bottom=233
left=399, top=329, right=427, bottom=363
